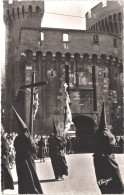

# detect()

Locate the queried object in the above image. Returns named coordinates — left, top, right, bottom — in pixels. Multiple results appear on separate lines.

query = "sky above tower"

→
left=42, top=0, right=101, bottom=30
left=0, top=0, right=101, bottom=66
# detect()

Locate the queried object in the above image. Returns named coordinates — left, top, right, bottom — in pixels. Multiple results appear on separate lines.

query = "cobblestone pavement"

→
left=3, top=153, right=124, bottom=194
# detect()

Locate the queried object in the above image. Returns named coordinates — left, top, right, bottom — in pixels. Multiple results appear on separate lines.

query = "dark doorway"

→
left=73, top=115, right=97, bottom=153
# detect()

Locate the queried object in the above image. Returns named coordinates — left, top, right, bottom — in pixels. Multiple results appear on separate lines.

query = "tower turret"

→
left=3, top=0, right=44, bottom=131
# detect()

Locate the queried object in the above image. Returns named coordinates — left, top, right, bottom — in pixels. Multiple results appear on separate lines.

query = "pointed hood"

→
left=53, top=119, right=57, bottom=136
left=98, top=103, right=107, bottom=132
left=12, top=106, right=29, bottom=133
left=94, top=103, right=116, bottom=154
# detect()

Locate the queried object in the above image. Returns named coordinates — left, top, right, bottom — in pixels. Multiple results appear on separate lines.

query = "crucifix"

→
left=20, top=72, right=48, bottom=136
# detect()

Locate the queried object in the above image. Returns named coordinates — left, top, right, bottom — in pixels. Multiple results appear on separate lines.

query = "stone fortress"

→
left=3, top=0, right=123, bottom=151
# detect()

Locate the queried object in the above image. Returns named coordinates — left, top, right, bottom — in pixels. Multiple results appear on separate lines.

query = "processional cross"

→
left=20, top=72, right=48, bottom=135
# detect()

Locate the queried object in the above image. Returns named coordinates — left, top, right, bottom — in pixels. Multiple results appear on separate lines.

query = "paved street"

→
left=3, top=153, right=124, bottom=194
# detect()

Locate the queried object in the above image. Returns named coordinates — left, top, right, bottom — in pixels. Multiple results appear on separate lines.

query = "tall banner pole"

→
left=29, top=72, right=35, bottom=135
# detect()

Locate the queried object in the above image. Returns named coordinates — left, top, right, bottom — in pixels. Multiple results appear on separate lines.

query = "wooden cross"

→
left=20, top=72, right=48, bottom=135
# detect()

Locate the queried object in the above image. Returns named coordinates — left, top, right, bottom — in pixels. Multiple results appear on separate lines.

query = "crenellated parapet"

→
left=3, top=0, right=44, bottom=25
left=85, top=1, right=123, bottom=37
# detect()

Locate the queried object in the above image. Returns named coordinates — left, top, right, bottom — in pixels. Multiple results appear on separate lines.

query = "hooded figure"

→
left=12, top=107, right=43, bottom=194
left=93, top=103, right=124, bottom=194
left=48, top=119, right=68, bottom=180
left=1, top=124, right=14, bottom=192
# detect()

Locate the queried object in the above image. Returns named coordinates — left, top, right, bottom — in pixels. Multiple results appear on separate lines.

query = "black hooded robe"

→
left=93, top=153, right=124, bottom=194
left=49, top=136, right=68, bottom=179
left=14, top=133, right=43, bottom=194
left=1, top=135, right=14, bottom=192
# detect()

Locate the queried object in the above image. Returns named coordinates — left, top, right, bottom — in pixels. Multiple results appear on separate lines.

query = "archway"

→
left=73, top=115, right=97, bottom=153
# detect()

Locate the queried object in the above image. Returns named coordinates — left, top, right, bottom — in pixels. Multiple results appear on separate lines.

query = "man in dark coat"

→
left=37, top=136, right=45, bottom=162
left=1, top=124, right=14, bottom=193
left=93, top=103, right=124, bottom=194
left=12, top=107, right=43, bottom=194
left=48, top=119, right=68, bottom=180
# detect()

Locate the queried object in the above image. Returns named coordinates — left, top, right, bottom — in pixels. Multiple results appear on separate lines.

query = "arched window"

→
left=108, top=15, right=114, bottom=34
left=118, top=13, right=122, bottom=34
left=113, top=14, right=119, bottom=34
left=65, top=53, right=71, bottom=63
left=63, top=33, right=69, bottom=42
left=36, top=6, right=40, bottom=13
left=28, top=5, right=32, bottom=12
left=93, top=35, right=99, bottom=44
left=101, top=54, right=106, bottom=66
left=105, top=18, right=109, bottom=32
left=40, top=32, right=44, bottom=41
left=83, top=53, right=89, bottom=64
left=92, top=54, right=97, bottom=65
left=63, top=34, right=69, bottom=49
left=46, top=52, right=52, bottom=67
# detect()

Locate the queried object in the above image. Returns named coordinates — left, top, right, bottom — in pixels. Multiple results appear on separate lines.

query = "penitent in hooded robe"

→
left=12, top=107, right=43, bottom=194
left=48, top=119, right=68, bottom=179
left=14, top=133, right=43, bottom=194
left=93, top=152, right=124, bottom=194
left=93, top=103, right=124, bottom=194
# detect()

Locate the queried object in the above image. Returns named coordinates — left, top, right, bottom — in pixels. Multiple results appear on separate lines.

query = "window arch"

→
left=65, top=52, right=71, bottom=63
left=101, top=54, right=106, bottom=66
left=113, top=14, right=119, bottom=34
left=25, top=50, right=33, bottom=61
left=63, top=33, right=69, bottom=42
left=83, top=53, right=89, bottom=64
left=92, top=54, right=98, bottom=65
left=118, top=12, right=122, bottom=34
left=36, top=6, right=40, bottom=13
left=105, top=17, right=109, bottom=32
left=40, top=32, right=44, bottom=41
left=28, top=5, right=32, bottom=12
left=46, top=51, right=52, bottom=66
left=108, top=15, right=114, bottom=34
